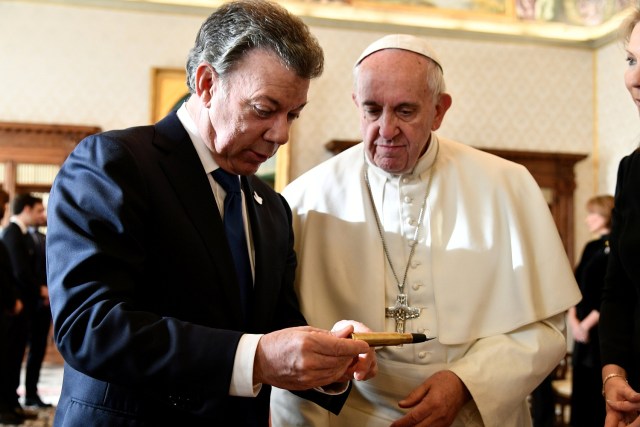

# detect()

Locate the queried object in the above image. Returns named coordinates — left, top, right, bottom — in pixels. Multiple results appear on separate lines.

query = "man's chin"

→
left=237, top=163, right=262, bottom=177
left=374, top=159, right=407, bottom=175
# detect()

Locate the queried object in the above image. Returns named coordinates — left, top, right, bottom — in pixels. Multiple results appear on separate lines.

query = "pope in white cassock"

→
left=270, top=34, right=582, bottom=426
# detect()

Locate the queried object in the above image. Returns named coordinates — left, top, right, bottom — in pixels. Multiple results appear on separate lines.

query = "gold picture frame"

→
left=149, top=67, right=289, bottom=191
left=150, top=67, right=189, bottom=124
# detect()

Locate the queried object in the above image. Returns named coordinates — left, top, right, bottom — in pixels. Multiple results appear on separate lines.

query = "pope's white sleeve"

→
left=448, top=312, right=567, bottom=427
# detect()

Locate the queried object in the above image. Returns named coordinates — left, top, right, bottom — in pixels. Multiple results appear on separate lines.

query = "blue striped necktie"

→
left=212, top=168, right=253, bottom=321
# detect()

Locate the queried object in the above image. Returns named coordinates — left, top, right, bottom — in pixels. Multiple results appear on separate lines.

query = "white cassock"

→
left=270, top=134, right=581, bottom=426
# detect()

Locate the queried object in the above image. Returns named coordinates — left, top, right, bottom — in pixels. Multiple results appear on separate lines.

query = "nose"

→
left=264, top=115, right=290, bottom=146
left=378, top=111, right=399, bottom=140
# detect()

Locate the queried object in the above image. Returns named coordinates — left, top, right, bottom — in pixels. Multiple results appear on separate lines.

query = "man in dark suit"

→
left=0, top=243, right=22, bottom=425
left=24, top=212, right=52, bottom=409
left=0, top=189, right=25, bottom=425
left=46, top=1, right=376, bottom=426
left=0, top=193, right=45, bottom=422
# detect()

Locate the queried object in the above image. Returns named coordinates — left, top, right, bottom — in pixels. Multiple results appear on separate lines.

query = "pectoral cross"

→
left=386, top=293, right=421, bottom=334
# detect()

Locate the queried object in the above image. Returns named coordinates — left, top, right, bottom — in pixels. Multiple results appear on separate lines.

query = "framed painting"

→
left=149, top=67, right=289, bottom=190
left=150, top=67, right=190, bottom=123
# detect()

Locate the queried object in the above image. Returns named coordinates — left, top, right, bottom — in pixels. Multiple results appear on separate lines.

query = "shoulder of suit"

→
left=96, top=125, right=156, bottom=146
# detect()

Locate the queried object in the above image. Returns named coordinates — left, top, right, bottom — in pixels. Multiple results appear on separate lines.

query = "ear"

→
left=431, top=93, right=452, bottom=131
left=194, top=63, right=219, bottom=108
left=352, top=92, right=358, bottom=107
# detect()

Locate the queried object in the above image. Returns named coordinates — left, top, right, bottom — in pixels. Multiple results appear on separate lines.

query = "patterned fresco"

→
left=1, top=0, right=639, bottom=252
left=516, top=0, right=632, bottom=25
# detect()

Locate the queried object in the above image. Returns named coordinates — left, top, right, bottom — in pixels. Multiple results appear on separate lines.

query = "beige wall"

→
left=1, top=0, right=637, bottom=256
left=0, top=2, right=202, bottom=131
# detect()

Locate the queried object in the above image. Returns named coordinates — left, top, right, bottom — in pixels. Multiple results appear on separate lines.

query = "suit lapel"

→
left=153, top=113, right=246, bottom=320
left=242, top=177, right=282, bottom=328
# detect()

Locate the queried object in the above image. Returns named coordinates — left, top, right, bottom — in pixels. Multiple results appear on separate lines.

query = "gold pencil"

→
left=351, top=332, right=435, bottom=347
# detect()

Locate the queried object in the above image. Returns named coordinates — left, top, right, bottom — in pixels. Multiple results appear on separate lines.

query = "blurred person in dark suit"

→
left=23, top=204, right=52, bottom=409
left=0, top=192, right=41, bottom=424
left=0, top=190, right=16, bottom=318
left=0, top=189, right=24, bottom=424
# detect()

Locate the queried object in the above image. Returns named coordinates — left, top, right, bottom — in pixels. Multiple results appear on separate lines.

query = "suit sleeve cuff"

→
left=229, top=333, right=263, bottom=397
left=315, top=382, right=349, bottom=395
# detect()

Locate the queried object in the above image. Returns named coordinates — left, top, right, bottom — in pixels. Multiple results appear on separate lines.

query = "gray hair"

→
left=353, top=53, right=446, bottom=105
left=186, top=0, right=324, bottom=93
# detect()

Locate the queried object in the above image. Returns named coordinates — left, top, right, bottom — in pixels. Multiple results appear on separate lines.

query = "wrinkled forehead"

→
left=355, top=34, right=442, bottom=72
left=354, top=53, right=434, bottom=106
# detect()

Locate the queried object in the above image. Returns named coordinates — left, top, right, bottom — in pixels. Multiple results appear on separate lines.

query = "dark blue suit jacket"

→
left=1, top=222, right=38, bottom=311
left=46, top=112, right=345, bottom=426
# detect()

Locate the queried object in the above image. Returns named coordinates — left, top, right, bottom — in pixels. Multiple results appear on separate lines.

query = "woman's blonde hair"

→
left=621, top=7, right=640, bottom=45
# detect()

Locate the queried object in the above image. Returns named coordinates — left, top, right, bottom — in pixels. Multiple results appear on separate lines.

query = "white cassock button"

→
left=411, top=260, right=421, bottom=268
left=404, top=196, right=413, bottom=204
left=407, top=218, right=416, bottom=226
left=418, top=327, right=425, bottom=333
left=412, top=282, right=423, bottom=291
left=402, top=177, right=411, bottom=184
left=418, top=351, right=427, bottom=359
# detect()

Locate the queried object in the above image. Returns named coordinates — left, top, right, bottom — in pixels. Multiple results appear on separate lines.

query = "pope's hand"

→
left=391, top=370, right=470, bottom=427
left=253, top=325, right=370, bottom=390
left=332, top=320, right=378, bottom=382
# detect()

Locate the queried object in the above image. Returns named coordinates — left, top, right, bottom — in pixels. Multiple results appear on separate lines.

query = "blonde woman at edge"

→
left=600, top=6, right=640, bottom=427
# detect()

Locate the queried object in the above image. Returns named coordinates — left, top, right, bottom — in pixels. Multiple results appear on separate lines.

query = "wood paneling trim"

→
left=479, top=148, right=587, bottom=264
left=0, top=122, right=100, bottom=164
left=0, top=122, right=101, bottom=203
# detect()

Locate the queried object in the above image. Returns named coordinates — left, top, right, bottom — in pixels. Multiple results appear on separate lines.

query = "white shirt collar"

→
left=176, top=103, right=221, bottom=174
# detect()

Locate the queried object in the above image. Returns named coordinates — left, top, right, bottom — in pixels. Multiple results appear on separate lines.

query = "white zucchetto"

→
left=354, top=34, right=443, bottom=72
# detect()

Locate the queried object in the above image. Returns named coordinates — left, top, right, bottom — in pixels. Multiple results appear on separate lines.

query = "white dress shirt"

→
left=176, top=104, right=262, bottom=398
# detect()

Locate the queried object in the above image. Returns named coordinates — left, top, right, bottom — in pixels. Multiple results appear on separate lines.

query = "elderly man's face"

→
left=202, top=49, right=309, bottom=176
left=353, top=49, right=451, bottom=174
